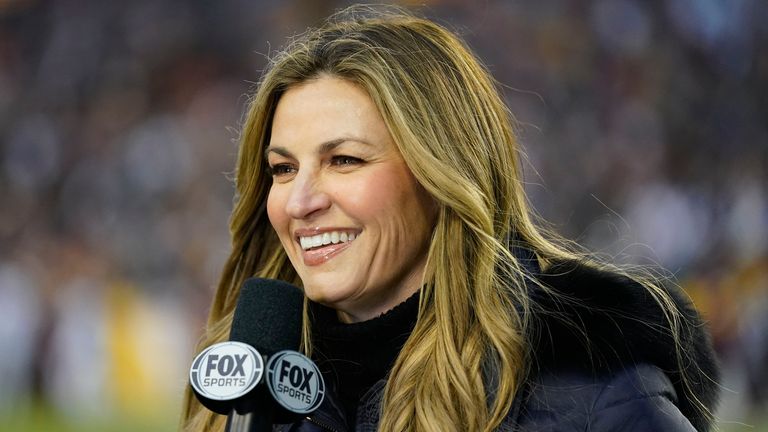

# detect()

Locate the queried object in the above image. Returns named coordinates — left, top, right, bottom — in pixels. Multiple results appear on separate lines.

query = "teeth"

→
left=299, top=231, right=358, bottom=250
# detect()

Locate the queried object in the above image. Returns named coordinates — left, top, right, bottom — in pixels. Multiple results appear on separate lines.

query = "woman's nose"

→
left=285, top=171, right=331, bottom=219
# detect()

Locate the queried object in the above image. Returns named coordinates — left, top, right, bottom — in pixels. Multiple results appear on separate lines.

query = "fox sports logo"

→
left=266, top=350, right=325, bottom=414
left=190, top=342, right=264, bottom=400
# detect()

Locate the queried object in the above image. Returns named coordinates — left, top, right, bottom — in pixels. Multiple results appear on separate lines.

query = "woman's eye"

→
left=331, top=155, right=363, bottom=166
left=268, top=163, right=296, bottom=176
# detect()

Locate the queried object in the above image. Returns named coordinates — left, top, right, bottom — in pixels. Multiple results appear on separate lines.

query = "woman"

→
left=182, top=6, right=719, bottom=431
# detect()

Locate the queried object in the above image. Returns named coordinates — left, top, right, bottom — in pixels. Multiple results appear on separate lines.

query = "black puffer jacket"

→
left=275, top=262, right=720, bottom=431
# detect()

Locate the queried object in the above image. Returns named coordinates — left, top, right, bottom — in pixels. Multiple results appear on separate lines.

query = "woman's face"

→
left=266, top=76, right=436, bottom=323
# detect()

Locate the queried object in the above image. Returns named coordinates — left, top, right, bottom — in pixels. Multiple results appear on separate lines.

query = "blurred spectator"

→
left=0, top=261, right=42, bottom=413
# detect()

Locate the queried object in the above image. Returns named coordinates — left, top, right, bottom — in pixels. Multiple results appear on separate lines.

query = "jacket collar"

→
left=527, top=260, right=720, bottom=431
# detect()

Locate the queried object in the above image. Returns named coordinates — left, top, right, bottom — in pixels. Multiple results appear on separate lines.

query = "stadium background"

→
left=0, top=0, right=766, bottom=430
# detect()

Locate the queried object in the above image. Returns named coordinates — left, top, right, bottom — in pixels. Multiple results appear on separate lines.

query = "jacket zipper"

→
left=305, top=415, right=344, bottom=432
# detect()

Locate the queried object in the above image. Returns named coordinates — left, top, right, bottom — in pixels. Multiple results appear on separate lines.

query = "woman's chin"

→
left=302, top=284, right=346, bottom=307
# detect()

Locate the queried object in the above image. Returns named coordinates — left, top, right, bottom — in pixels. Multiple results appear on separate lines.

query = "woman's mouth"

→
left=296, top=229, right=360, bottom=266
left=299, top=230, right=358, bottom=250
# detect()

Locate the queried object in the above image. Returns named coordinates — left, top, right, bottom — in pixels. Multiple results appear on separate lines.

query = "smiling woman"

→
left=181, top=5, right=719, bottom=432
left=265, top=77, right=436, bottom=324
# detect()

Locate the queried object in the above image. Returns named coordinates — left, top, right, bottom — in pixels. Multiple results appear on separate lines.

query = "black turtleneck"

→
left=308, top=293, right=420, bottom=426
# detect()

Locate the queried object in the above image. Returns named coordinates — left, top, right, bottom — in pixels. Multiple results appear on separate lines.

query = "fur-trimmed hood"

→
left=527, top=261, right=720, bottom=431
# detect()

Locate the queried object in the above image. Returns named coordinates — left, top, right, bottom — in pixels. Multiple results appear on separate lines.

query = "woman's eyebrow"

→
left=317, top=138, right=348, bottom=154
left=264, top=145, right=291, bottom=159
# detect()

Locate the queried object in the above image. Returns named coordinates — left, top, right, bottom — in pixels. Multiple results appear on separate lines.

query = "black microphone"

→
left=190, top=278, right=323, bottom=431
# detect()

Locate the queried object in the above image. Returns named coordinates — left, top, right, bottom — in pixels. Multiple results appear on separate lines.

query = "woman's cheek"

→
left=266, top=187, right=289, bottom=236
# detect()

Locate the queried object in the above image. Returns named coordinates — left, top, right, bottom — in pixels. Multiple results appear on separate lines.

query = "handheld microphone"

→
left=189, top=278, right=325, bottom=431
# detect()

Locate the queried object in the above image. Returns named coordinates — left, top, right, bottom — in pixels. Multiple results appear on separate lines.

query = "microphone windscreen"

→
left=229, top=278, right=304, bottom=354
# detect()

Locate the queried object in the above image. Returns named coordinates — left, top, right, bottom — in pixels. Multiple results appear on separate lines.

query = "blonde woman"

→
left=182, top=6, right=719, bottom=432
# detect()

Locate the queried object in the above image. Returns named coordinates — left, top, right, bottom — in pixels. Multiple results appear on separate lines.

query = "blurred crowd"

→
left=1, top=0, right=766, bottom=428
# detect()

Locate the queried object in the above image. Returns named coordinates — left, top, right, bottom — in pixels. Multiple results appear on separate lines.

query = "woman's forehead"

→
left=268, top=77, right=392, bottom=152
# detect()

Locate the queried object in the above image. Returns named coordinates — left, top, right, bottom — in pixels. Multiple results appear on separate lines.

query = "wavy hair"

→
left=181, top=5, right=711, bottom=431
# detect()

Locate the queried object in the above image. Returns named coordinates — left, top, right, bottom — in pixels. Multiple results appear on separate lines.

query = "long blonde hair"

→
left=181, top=6, right=711, bottom=431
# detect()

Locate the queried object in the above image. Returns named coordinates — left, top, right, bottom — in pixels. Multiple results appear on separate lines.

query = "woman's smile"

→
left=295, top=227, right=361, bottom=266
